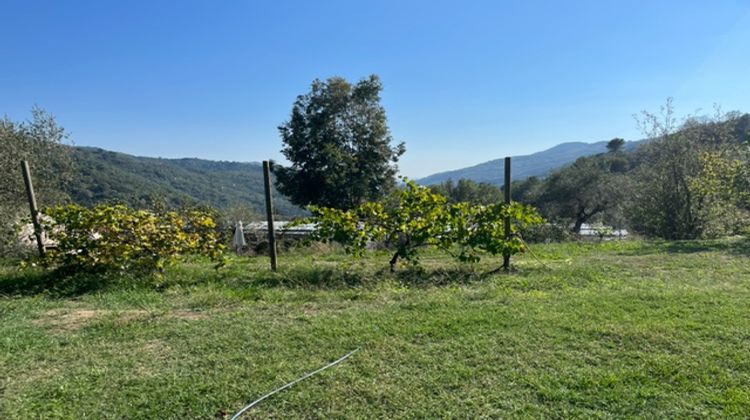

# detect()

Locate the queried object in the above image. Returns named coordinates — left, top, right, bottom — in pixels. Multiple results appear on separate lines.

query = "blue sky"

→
left=2, top=1, right=749, bottom=178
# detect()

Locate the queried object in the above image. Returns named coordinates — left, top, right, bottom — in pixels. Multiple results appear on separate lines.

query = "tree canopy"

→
left=0, top=108, right=75, bottom=256
left=606, top=137, right=626, bottom=153
left=429, top=179, right=503, bottom=205
left=0, top=107, right=73, bottom=209
left=535, top=154, right=632, bottom=233
left=627, top=106, right=749, bottom=239
left=274, top=75, right=405, bottom=210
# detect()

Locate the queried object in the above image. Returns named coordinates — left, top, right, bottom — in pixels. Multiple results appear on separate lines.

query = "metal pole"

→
left=262, top=161, right=278, bottom=271
left=503, top=156, right=511, bottom=270
left=20, top=160, right=46, bottom=258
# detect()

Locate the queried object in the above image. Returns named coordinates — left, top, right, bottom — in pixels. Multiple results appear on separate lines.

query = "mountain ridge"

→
left=416, top=139, right=643, bottom=185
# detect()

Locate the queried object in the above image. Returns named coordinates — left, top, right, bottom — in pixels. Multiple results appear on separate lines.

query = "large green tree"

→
left=274, top=75, right=405, bottom=210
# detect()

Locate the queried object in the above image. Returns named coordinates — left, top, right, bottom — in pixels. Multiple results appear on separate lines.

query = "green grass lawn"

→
left=2, top=239, right=750, bottom=418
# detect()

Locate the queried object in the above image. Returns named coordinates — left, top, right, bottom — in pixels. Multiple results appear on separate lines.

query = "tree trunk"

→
left=389, top=251, right=399, bottom=273
left=572, top=216, right=585, bottom=234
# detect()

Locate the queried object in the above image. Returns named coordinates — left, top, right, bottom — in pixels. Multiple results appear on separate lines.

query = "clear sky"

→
left=2, top=0, right=749, bottom=178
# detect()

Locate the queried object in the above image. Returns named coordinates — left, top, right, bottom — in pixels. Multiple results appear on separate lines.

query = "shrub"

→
left=308, top=180, right=544, bottom=270
left=39, top=204, right=225, bottom=274
left=446, top=201, right=545, bottom=264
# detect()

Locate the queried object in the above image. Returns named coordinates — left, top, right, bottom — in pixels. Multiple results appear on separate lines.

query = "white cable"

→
left=231, top=348, right=360, bottom=419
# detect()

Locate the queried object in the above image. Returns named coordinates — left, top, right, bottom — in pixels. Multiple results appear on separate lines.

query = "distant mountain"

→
left=416, top=140, right=643, bottom=185
left=67, top=147, right=304, bottom=216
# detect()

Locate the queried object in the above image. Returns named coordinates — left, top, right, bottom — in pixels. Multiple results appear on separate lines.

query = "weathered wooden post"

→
left=262, top=161, right=278, bottom=271
left=20, top=160, right=46, bottom=258
left=502, top=156, right=511, bottom=271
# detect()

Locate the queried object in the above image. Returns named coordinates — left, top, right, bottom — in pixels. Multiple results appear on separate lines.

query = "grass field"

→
left=1, top=239, right=750, bottom=418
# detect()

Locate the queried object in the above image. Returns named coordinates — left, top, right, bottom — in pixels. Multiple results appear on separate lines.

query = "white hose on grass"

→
left=230, top=348, right=360, bottom=419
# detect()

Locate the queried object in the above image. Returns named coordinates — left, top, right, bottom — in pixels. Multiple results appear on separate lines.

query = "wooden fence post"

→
left=20, top=160, right=46, bottom=258
left=503, top=156, right=511, bottom=270
left=262, top=161, right=278, bottom=271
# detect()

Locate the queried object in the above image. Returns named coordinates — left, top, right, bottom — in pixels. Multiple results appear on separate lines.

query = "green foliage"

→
left=420, top=108, right=750, bottom=242
left=309, top=180, right=543, bottom=269
left=690, top=148, right=750, bottom=236
left=525, top=104, right=749, bottom=240
left=307, top=203, right=387, bottom=257
left=429, top=179, right=503, bottom=205
left=628, top=103, right=749, bottom=239
left=40, top=204, right=226, bottom=274
left=2, top=110, right=304, bottom=259
left=692, top=148, right=750, bottom=206
left=310, top=182, right=450, bottom=267
left=67, top=147, right=304, bottom=217
left=535, top=154, right=632, bottom=233
left=0, top=108, right=74, bottom=257
left=445, top=200, right=545, bottom=263
left=511, top=176, right=544, bottom=203
left=520, top=222, right=572, bottom=243
left=0, top=108, right=74, bottom=207
left=275, top=75, right=406, bottom=209
left=378, top=181, right=454, bottom=267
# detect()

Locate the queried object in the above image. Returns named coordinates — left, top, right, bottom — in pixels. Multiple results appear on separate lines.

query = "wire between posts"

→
left=517, top=234, right=555, bottom=270
left=231, top=348, right=360, bottom=419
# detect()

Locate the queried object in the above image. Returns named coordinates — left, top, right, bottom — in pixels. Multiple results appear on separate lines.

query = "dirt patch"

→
left=171, top=310, right=208, bottom=320
left=34, top=308, right=207, bottom=332
left=35, top=309, right=155, bottom=332
left=34, top=309, right=106, bottom=332
left=117, top=310, right=151, bottom=324
left=14, top=365, right=61, bottom=386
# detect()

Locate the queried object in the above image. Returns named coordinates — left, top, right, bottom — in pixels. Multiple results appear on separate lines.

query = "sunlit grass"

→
left=1, top=238, right=749, bottom=418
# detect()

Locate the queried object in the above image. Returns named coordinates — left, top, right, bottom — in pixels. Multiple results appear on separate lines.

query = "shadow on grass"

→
left=247, top=264, right=497, bottom=289
left=0, top=266, right=149, bottom=298
left=614, top=236, right=750, bottom=257
left=396, top=266, right=497, bottom=287
left=249, top=266, right=370, bottom=288
left=0, top=257, right=539, bottom=297
left=665, top=237, right=750, bottom=255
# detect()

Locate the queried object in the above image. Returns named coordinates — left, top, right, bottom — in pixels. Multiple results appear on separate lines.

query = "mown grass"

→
left=1, top=238, right=749, bottom=418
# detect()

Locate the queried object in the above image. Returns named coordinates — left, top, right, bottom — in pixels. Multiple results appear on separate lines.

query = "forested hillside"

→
left=67, top=147, right=304, bottom=217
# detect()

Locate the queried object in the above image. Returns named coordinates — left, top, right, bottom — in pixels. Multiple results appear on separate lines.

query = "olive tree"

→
left=0, top=108, right=74, bottom=255
left=536, top=155, right=632, bottom=233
